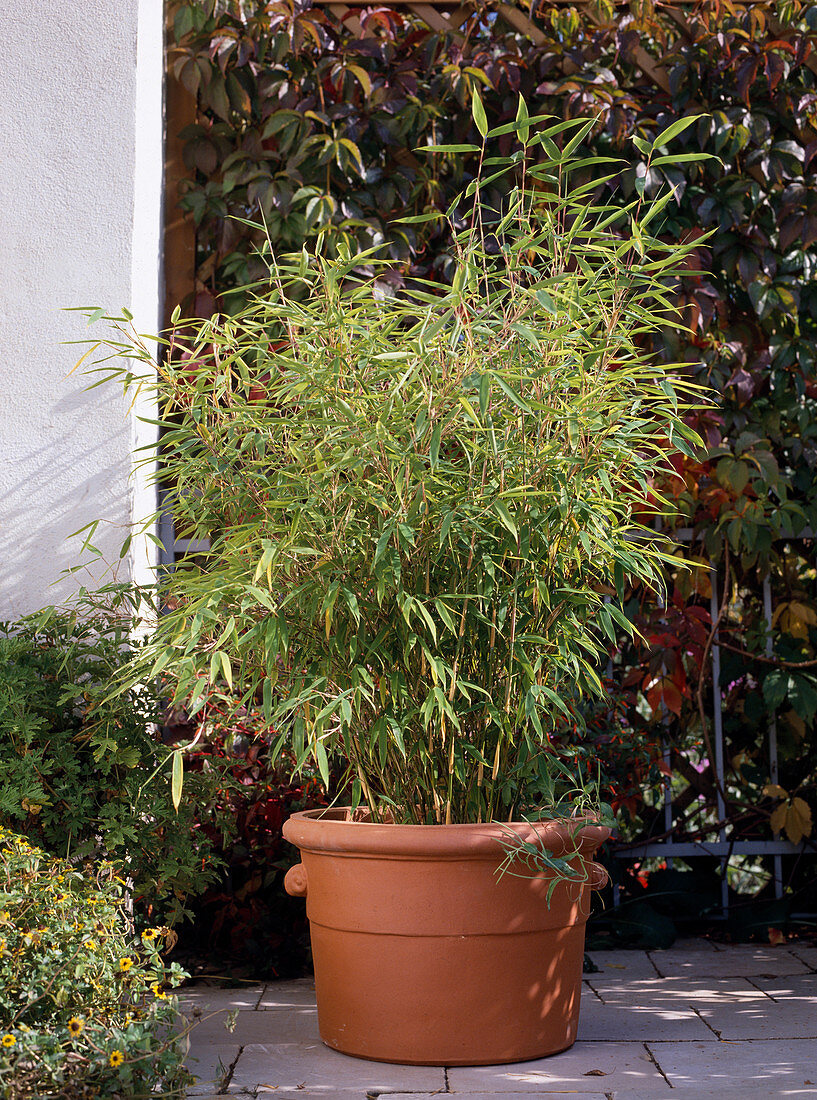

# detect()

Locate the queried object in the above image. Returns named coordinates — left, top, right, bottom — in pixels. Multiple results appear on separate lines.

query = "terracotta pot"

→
left=282, top=808, right=610, bottom=1066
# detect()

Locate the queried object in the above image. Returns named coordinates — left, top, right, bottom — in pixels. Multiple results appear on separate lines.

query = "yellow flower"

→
left=141, top=928, right=158, bottom=942
left=0, top=938, right=6, bottom=955
left=68, top=1017, right=84, bottom=1037
left=1, top=1035, right=15, bottom=1049
left=85, top=939, right=97, bottom=951
left=118, top=957, right=133, bottom=973
left=108, top=1050, right=125, bottom=1067
left=0, top=911, right=9, bottom=925
left=151, top=982, right=167, bottom=999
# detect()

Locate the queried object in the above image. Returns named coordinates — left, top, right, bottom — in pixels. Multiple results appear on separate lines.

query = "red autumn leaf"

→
left=644, top=675, right=685, bottom=717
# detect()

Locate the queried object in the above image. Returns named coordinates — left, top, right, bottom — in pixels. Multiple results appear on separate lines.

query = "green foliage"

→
left=88, top=120, right=705, bottom=825
left=150, top=0, right=817, bottom=883
left=0, top=829, right=191, bottom=1099
left=0, top=601, right=230, bottom=924
left=168, top=0, right=817, bottom=548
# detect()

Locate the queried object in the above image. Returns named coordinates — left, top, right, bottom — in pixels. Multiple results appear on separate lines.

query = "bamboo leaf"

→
left=314, top=739, right=330, bottom=787
left=472, top=88, right=488, bottom=138
left=493, top=375, right=531, bottom=413
left=494, top=501, right=518, bottom=541
left=651, top=114, right=706, bottom=151
left=515, top=94, right=530, bottom=144
left=171, top=750, right=183, bottom=812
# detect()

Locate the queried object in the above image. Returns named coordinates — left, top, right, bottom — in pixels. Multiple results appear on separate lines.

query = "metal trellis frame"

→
left=611, top=529, right=815, bottom=919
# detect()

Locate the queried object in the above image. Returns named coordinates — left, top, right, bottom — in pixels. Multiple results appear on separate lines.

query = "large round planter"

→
left=282, top=808, right=609, bottom=1066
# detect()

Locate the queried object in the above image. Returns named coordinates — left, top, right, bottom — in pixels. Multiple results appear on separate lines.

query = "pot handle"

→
left=586, top=862, right=609, bottom=891
left=284, top=863, right=308, bottom=897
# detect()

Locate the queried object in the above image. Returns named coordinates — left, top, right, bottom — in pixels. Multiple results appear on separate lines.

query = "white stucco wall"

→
left=0, top=1, right=164, bottom=621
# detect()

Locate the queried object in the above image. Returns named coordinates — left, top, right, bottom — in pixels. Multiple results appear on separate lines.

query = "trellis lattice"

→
left=603, top=526, right=817, bottom=921
left=161, top=1, right=817, bottom=915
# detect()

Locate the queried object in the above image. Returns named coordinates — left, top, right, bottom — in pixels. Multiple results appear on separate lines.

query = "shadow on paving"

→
left=179, top=943, right=817, bottom=1098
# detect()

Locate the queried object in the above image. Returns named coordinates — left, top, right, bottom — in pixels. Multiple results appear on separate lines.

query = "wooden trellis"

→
left=162, top=1, right=652, bottom=325
left=160, top=2, right=816, bottom=910
left=313, top=0, right=550, bottom=44
left=167, top=0, right=817, bottom=320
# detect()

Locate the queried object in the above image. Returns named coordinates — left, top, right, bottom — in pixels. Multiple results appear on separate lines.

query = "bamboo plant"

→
left=89, top=100, right=709, bottom=826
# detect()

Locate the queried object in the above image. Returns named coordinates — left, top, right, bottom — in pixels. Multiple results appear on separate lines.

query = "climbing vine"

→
left=167, top=0, right=817, bottom=914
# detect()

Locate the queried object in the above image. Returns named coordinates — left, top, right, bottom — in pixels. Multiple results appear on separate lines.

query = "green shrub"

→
left=0, top=829, right=191, bottom=1099
left=90, top=112, right=705, bottom=826
left=0, top=605, right=229, bottom=925
left=168, top=0, right=817, bottom=868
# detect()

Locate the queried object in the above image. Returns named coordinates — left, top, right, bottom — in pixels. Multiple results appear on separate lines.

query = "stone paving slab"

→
left=583, top=973, right=816, bottom=1041
left=227, top=1042, right=446, bottom=1094
left=586, top=975, right=764, bottom=1002
left=583, top=950, right=659, bottom=981
left=611, top=1091, right=817, bottom=1099
left=257, top=977, right=317, bottom=1008
left=791, top=945, right=817, bottom=971
left=179, top=986, right=266, bottom=1011
left=577, top=989, right=715, bottom=1041
left=752, top=973, right=817, bottom=999
left=253, top=1094, right=373, bottom=1099
left=228, top=1092, right=367, bottom=1100
left=649, top=945, right=811, bottom=979
left=651, top=939, right=721, bottom=954
left=380, top=1094, right=611, bottom=1099
left=697, top=996, right=817, bottom=1040
left=185, top=1006, right=319, bottom=1045
left=185, top=1041, right=241, bottom=1096
left=446, top=1041, right=667, bottom=1093
left=181, top=947, right=817, bottom=1095
left=647, top=1037, right=817, bottom=1091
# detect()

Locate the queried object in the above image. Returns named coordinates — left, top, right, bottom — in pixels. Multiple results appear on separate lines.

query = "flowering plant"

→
left=0, top=605, right=231, bottom=926
left=0, top=830, right=191, bottom=1099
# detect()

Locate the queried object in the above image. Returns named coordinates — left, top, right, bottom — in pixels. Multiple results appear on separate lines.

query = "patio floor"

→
left=180, top=940, right=817, bottom=1098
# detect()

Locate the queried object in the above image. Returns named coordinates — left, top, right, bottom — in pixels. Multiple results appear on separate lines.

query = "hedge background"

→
left=166, top=0, right=817, bottom=926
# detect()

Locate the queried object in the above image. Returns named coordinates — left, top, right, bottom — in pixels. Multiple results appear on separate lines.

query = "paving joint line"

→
left=745, top=975, right=778, bottom=1001
left=586, top=980, right=606, bottom=1003
left=690, top=1005, right=721, bottom=1038
left=645, top=952, right=665, bottom=978
left=368, top=1084, right=448, bottom=1096
left=577, top=1037, right=721, bottom=1043
left=253, top=985, right=267, bottom=1010
left=791, top=948, right=817, bottom=973
left=644, top=1040, right=674, bottom=1087
left=219, top=1043, right=244, bottom=1093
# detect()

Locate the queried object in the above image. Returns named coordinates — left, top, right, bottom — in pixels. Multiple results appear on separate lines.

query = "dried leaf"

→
left=770, top=802, right=788, bottom=837
left=785, top=798, right=813, bottom=846
left=784, top=711, right=806, bottom=740
left=763, top=784, right=789, bottom=800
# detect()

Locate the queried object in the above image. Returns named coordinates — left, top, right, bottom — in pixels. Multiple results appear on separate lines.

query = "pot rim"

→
left=282, top=807, right=610, bottom=858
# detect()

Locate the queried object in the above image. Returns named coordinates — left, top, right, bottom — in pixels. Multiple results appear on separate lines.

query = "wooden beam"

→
left=312, top=0, right=463, bottom=6
left=407, top=2, right=463, bottom=33
left=495, top=2, right=548, bottom=46
left=326, top=3, right=364, bottom=36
